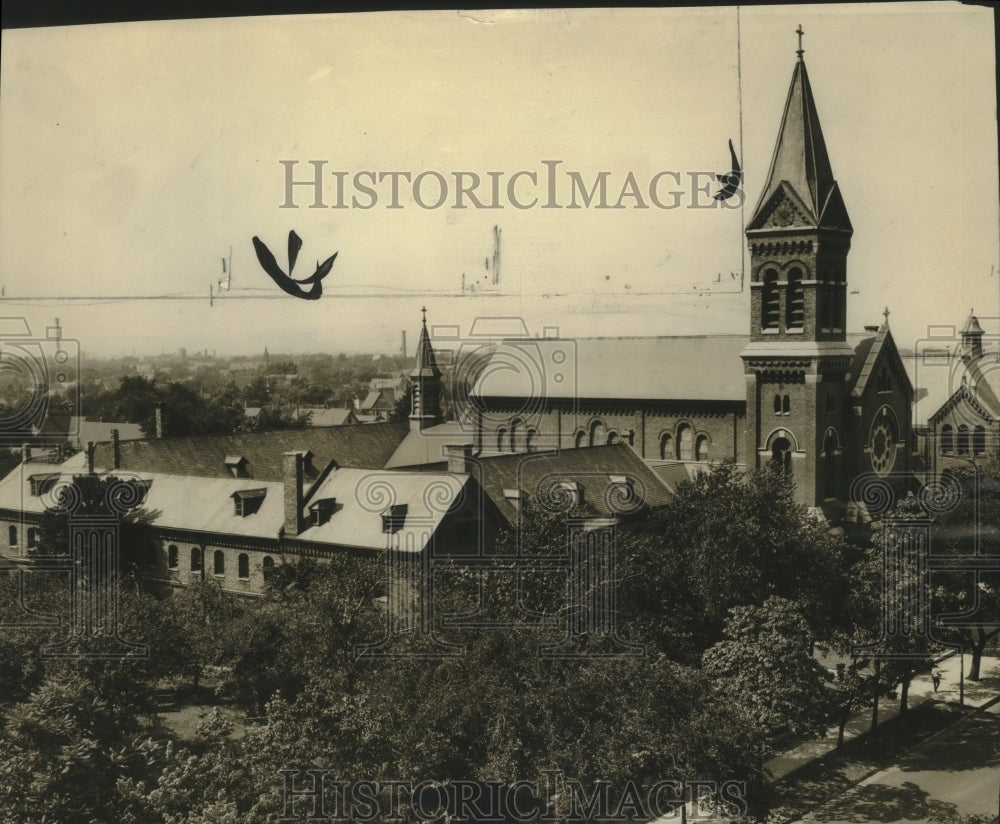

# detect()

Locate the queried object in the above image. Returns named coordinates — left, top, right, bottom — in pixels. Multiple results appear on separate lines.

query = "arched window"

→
left=974, top=425, right=986, bottom=455
left=762, top=269, right=780, bottom=330
left=940, top=425, right=954, bottom=454
left=677, top=424, right=693, bottom=461
left=782, top=394, right=790, bottom=415
left=574, top=430, right=586, bottom=449
left=695, top=434, right=709, bottom=461
left=773, top=394, right=782, bottom=415
left=607, top=431, right=620, bottom=445
left=496, top=428, right=507, bottom=453
left=659, top=432, right=672, bottom=459
left=8, top=525, right=16, bottom=546
left=526, top=429, right=536, bottom=453
left=957, top=425, right=970, bottom=455
left=238, top=553, right=250, bottom=580
left=168, top=545, right=178, bottom=569
left=771, top=437, right=792, bottom=476
left=190, top=547, right=202, bottom=572
left=27, top=528, right=38, bottom=548
left=213, top=550, right=225, bottom=576
left=589, top=419, right=607, bottom=448
left=262, top=556, right=275, bottom=573
left=509, top=419, right=522, bottom=452
left=786, top=268, right=804, bottom=329
left=823, top=430, right=838, bottom=499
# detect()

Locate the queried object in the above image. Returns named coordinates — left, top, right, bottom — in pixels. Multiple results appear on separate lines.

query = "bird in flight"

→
left=252, top=230, right=337, bottom=300
left=713, top=139, right=742, bottom=201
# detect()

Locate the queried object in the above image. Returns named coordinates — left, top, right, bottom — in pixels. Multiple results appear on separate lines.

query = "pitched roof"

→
left=411, top=315, right=441, bottom=379
left=295, top=407, right=358, bottom=427
left=70, top=418, right=144, bottom=446
left=91, top=421, right=409, bottom=481
left=385, top=421, right=471, bottom=469
left=472, top=336, right=749, bottom=403
left=748, top=55, right=850, bottom=232
left=472, top=444, right=672, bottom=528
left=847, top=323, right=913, bottom=399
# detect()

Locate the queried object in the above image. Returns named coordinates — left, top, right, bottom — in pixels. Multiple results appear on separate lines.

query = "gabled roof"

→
left=385, top=421, right=471, bottom=469
left=472, top=444, right=672, bottom=528
left=91, top=421, right=409, bottom=481
left=472, top=336, right=749, bottom=403
left=847, top=323, right=913, bottom=400
left=747, top=56, right=851, bottom=233
left=411, top=315, right=441, bottom=379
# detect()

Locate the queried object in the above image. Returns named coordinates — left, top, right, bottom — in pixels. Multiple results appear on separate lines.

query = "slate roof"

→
left=472, top=336, right=750, bottom=403
left=471, top=444, right=672, bottom=527
left=70, top=418, right=144, bottom=446
left=91, top=421, right=409, bottom=481
left=385, top=422, right=472, bottom=469
left=0, top=458, right=465, bottom=553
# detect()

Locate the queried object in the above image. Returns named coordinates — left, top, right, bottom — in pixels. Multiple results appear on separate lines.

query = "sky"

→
left=0, top=3, right=996, bottom=358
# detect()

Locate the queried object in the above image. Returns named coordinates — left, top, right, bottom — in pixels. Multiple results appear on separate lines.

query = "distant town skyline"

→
left=0, top=4, right=996, bottom=358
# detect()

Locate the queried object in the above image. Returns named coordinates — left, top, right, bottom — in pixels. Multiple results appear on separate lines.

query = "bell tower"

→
left=410, top=307, right=443, bottom=432
left=741, top=29, right=856, bottom=510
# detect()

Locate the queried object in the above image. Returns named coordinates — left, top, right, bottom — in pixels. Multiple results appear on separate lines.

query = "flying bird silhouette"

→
left=252, top=230, right=337, bottom=300
left=713, top=139, right=742, bottom=201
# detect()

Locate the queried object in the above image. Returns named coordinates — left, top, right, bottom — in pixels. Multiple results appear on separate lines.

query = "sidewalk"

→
left=766, top=653, right=1000, bottom=782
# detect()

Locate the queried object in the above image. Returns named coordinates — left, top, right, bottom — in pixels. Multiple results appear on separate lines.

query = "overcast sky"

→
left=0, top=3, right=995, bottom=357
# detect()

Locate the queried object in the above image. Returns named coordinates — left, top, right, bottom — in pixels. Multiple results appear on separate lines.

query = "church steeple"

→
left=409, top=307, right=442, bottom=431
left=745, top=35, right=853, bottom=344
left=747, top=40, right=851, bottom=234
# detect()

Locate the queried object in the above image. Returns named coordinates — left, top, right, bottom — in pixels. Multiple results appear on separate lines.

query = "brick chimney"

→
left=154, top=403, right=165, bottom=439
left=282, top=451, right=304, bottom=537
left=110, top=429, right=120, bottom=469
left=444, top=443, right=474, bottom=474
left=86, top=441, right=95, bottom=474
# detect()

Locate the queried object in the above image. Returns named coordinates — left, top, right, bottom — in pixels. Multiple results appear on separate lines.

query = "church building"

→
left=465, top=44, right=914, bottom=518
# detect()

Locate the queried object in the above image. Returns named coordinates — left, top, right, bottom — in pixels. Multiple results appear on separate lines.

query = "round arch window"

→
left=870, top=410, right=898, bottom=476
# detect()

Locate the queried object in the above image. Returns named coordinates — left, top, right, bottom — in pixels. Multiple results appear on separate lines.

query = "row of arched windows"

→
left=496, top=419, right=537, bottom=453
left=165, top=543, right=272, bottom=580
left=659, top=424, right=710, bottom=461
left=761, top=267, right=805, bottom=330
left=573, top=419, right=626, bottom=449
left=773, top=394, right=791, bottom=415
left=940, top=424, right=987, bottom=455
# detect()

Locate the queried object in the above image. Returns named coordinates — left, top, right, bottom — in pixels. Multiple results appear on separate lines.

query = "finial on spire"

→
left=796, top=24, right=804, bottom=59
left=883, top=306, right=890, bottom=325
left=421, top=306, right=427, bottom=325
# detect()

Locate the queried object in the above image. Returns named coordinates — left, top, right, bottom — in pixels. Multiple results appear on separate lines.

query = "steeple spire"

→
left=409, top=308, right=442, bottom=431
left=747, top=47, right=851, bottom=233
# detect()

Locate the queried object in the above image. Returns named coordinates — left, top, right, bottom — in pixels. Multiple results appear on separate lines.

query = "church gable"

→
left=746, top=182, right=817, bottom=232
left=929, top=384, right=995, bottom=427
left=850, top=325, right=913, bottom=403
left=818, top=183, right=853, bottom=233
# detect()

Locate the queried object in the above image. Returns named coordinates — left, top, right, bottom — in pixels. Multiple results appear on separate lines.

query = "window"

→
left=233, top=488, right=267, bottom=517
left=190, top=547, right=202, bottom=572
left=589, top=419, right=606, bottom=447
left=940, top=424, right=953, bottom=454
left=213, top=550, right=225, bottom=576
left=695, top=434, right=709, bottom=461
left=310, top=498, right=337, bottom=527
left=771, top=437, right=792, bottom=476
left=824, top=431, right=839, bottom=499
left=786, top=268, right=804, bottom=328
left=574, top=430, right=586, bottom=449
left=262, top=556, right=275, bottom=575
left=659, top=433, right=672, bottom=459
left=974, top=425, right=986, bottom=455
left=957, top=425, right=970, bottom=455
left=27, top=528, right=38, bottom=548
left=877, top=369, right=892, bottom=393
left=677, top=424, right=693, bottom=461
left=238, top=553, right=250, bottom=580
left=773, top=394, right=782, bottom=415
left=782, top=394, right=790, bottom=415
left=8, top=525, right=16, bottom=546
left=526, top=429, right=536, bottom=453
left=496, top=428, right=507, bottom=453
left=607, top=431, right=620, bottom=445
left=382, top=504, right=408, bottom=533
left=509, top=419, right=522, bottom=452
left=168, top=545, right=179, bottom=569
left=762, top=269, right=780, bottom=329
left=28, top=474, right=60, bottom=497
